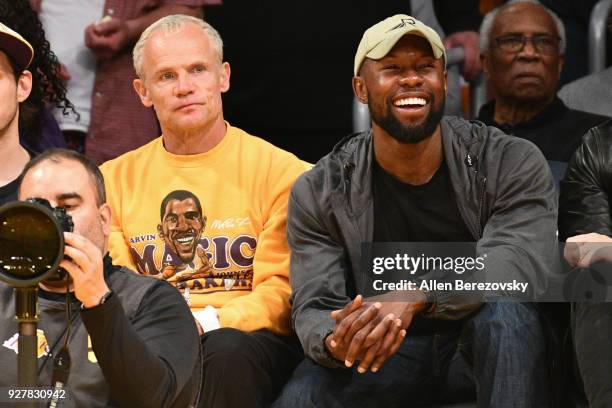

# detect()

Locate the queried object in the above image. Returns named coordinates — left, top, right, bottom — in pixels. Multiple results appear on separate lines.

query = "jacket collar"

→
left=327, top=117, right=489, bottom=238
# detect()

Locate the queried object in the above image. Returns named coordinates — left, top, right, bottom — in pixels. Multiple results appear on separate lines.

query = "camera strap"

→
left=49, top=347, right=71, bottom=407
left=48, top=280, right=73, bottom=407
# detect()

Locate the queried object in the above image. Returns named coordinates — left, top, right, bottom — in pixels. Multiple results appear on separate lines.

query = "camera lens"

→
left=0, top=202, right=64, bottom=286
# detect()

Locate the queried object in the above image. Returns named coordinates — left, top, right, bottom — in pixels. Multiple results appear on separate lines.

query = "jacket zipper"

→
left=476, top=176, right=487, bottom=239
left=466, top=152, right=486, bottom=240
left=343, top=162, right=355, bottom=209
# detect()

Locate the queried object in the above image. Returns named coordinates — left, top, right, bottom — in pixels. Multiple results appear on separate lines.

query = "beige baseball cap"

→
left=354, top=14, right=446, bottom=76
left=0, top=22, right=33, bottom=72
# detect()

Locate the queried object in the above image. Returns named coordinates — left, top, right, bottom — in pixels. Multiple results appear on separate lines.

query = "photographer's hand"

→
left=60, top=232, right=110, bottom=308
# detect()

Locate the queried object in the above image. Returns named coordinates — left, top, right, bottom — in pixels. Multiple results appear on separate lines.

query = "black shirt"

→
left=373, top=159, right=473, bottom=243
left=477, top=97, right=608, bottom=184
left=0, top=177, right=19, bottom=206
left=477, top=97, right=608, bottom=162
left=0, top=147, right=35, bottom=206
left=373, top=159, right=473, bottom=333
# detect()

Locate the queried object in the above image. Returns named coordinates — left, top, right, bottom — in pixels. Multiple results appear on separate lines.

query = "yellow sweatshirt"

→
left=101, top=124, right=307, bottom=335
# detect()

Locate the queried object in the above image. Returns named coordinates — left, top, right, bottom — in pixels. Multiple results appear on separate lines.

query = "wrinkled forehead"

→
left=493, top=3, right=558, bottom=36
left=145, top=23, right=219, bottom=61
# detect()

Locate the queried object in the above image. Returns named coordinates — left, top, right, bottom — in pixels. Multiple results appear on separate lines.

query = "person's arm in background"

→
left=84, top=2, right=205, bottom=60
left=433, top=0, right=482, bottom=80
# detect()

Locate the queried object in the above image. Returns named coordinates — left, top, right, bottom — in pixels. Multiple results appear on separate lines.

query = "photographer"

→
left=0, top=149, right=201, bottom=407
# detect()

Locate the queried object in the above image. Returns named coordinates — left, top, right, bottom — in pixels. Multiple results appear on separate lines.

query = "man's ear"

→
left=352, top=75, right=368, bottom=104
left=219, top=61, right=231, bottom=93
left=17, top=70, right=32, bottom=103
left=99, top=203, right=112, bottom=238
left=557, top=53, right=565, bottom=78
left=444, top=70, right=448, bottom=95
left=480, top=53, right=490, bottom=78
left=157, top=223, right=164, bottom=238
left=133, top=78, right=153, bottom=107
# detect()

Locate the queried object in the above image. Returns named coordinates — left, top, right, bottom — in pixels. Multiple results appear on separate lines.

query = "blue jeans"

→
left=273, top=303, right=548, bottom=408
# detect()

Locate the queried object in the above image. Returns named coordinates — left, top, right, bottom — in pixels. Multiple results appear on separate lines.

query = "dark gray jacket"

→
left=288, top=116, right=559, bottom=367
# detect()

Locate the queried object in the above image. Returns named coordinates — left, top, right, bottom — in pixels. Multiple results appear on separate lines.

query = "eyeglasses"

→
left=493, top=34, right=561, bottom=55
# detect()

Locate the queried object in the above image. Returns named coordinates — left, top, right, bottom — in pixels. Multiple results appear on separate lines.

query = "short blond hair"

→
left=133, top=14, right=224, bottom=78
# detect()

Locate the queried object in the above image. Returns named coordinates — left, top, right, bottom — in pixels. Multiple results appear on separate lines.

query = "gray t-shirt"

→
left=558, top=67, right=612, bottom=118
left=39, top=0, right=105, bottom=132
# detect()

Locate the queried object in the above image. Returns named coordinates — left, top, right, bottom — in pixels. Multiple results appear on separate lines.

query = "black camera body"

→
left=25, top=198, right=74, bottom=235
left=0, top=198, right=74, bottom=287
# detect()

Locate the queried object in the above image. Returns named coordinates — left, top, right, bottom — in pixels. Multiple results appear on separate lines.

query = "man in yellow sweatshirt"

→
left=100, top=14, right=306, bottom=408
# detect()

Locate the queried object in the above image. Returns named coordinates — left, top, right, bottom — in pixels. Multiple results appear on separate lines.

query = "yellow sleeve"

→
left=217, top=155, right=306, bottom=335
left=101, top=161, right=138, bottom=272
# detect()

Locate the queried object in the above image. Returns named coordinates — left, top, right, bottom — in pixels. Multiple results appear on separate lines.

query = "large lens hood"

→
left=0, top=200, right=66, bottom=287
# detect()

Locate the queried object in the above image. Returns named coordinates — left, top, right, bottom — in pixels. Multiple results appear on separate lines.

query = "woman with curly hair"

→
left=0, top=0, right=75, bottom=152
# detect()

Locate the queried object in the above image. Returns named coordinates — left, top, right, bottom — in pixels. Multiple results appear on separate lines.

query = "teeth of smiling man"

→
left=394, top=97, right=426, bottom=107
left=177, top=237, right=194, bottom=244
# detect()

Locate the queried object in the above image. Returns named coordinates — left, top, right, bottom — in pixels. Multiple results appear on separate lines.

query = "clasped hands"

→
left=325, top=292, right=427, bottom=374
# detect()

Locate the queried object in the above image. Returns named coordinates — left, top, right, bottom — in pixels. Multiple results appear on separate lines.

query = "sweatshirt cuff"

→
left=193, top=306, right=221, bottom=333
left=217, top=307, right=239, bottom=328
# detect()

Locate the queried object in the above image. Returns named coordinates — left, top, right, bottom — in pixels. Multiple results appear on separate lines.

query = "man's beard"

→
left=369, top=95, right=445, bottom=144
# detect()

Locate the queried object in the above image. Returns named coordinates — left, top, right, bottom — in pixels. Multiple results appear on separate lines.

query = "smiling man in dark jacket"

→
left=274, top=14, right=559, bottom=408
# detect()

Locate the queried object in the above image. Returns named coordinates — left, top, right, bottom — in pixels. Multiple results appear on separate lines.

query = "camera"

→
left=0, top=198, right=74, bottom=287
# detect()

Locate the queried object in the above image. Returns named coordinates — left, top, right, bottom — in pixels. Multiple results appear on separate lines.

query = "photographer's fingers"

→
left=61, top=246, right=90, bottom=281
left=63, top=232, right=101, bottom=265
left=58, top=257, right=80, bottom=278
left=61, top=232, right=108, bottom=307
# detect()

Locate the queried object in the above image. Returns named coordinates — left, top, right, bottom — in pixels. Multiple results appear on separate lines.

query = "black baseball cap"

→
left=0, top=22, right=33, bottom=72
